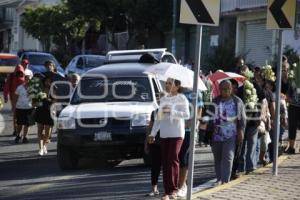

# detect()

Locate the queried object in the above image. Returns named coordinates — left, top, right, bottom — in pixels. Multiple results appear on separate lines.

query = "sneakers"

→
left=285, top=147, right=295, bottom=154
left=22, top=137, right=29, bottom=144
left=15, top=136, right=29, bottom=144
left=43, top=145, right=48, bottom=155
left=14, top=135, right=21, bottom=143
left=245, top=169, right=255, bottom=175
left=38, top=149, right=44, bottom=156
left=146, top=190, right=159, bottom=197
left=177, top=187, right=187, bottom=198
left=38, top=145, right=48, bottom=156
left=213, top=180, right=222, bottom=186
left=261, top=160, right=270, bottom=167
left=231, top=172, right=241, bottom=180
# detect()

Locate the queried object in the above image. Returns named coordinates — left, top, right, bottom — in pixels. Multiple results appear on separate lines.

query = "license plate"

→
left=94, top=132, right=112, bottom=141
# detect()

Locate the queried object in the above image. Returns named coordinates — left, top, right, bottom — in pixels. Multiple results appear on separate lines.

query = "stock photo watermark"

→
left=47, top=74, right=264, bottom=129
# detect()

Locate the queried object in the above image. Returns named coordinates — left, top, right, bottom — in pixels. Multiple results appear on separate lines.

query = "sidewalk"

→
left=192, top=153, right=300, bottom=199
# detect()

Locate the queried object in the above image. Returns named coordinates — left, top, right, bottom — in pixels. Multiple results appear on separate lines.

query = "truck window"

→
left=161, top=55, right=176, bottom=64
left=151, top=78, right=160, bottom=100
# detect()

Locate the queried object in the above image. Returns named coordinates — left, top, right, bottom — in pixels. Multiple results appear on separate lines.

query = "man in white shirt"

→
left=14, top=70, right=33, bottom=143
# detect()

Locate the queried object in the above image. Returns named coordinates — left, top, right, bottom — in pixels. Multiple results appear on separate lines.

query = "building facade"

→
left=0, top=0, right=60, bottom=54
left=1, top=0, right=299, bottom=67
left=170, top=0, right=300, bottom=69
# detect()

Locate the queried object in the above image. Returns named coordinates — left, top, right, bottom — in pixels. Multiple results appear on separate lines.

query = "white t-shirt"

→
left=15, top=85, right=32, bottom=109
left=25, top=68, right=33, bottom=77
left=150, top=94, right=190, bottom=139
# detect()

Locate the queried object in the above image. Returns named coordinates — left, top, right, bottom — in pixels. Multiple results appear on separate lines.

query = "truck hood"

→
left=60, top=102, right=157, bottom=119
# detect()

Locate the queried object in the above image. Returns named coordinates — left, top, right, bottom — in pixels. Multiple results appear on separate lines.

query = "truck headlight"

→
left=57, top=117, right=76, bottom=129
left=131, top=114, right=151, bottom=127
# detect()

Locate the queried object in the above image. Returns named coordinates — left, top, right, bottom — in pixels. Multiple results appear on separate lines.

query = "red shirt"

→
left=3, top=64, right=25, bottom=100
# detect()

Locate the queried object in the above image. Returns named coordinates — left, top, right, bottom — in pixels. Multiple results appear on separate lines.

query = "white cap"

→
left=25, top=69, right=33, bottom=78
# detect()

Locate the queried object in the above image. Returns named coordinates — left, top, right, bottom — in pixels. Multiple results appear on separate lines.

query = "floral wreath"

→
left=28, top=77, right=47, bottom=106
left=243, top=80, right=258, bottom=110
left=261, top=65, right=276, bottom=82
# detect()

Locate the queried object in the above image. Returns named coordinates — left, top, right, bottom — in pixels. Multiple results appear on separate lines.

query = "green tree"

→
left=284, top=45, right=300, bottom=67
left=66, top=0, right=172, bottom=49
left=205, top=39, right=236, bottom=72
left=21, top=6, right=53, bottom=51
left=21, top=4, right=100, bottom=65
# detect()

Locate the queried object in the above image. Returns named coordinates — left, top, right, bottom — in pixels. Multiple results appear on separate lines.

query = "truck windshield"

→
left=85, top=57, right=105, bottom=68
left=28, top=54, right=58, bottom=66
left=71, top=77, right=153, bottom=104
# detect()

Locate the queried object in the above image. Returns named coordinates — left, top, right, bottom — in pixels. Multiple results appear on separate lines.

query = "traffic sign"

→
left=267, top=0, right=296, bottom=29
left=179, top=0, right=220, bottom=26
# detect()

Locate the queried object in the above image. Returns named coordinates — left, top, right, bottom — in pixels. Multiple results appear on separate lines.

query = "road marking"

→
left=2, top=175, right=76, bottom=198
left=192, top=155, right=289, bottom=199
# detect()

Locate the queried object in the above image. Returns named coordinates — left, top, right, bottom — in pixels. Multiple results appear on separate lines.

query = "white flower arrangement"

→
left=28, top=77, right=47, bottom=105
left=261, top=65, right=276, bottom=82
left=241, top=68, right=254, bottom=80
left=202, top=78, right=213, bottom=103
left=0, top=97, right=3, bottom=111
left=288, top=70, right=295, bottom=79
left=243, top=80, right=258, bottom=110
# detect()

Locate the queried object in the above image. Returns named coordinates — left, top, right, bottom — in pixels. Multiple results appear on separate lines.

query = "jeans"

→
left=279, top=125, right=285, bottom=143
left=256, top=133, right=261, bottom=163
left=211, top=137, right=236, bottom=183
left=238, top=125, right=259, bottom=172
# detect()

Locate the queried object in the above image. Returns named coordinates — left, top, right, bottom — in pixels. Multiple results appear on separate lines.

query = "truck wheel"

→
left=57, top=145, right=79, bottom=170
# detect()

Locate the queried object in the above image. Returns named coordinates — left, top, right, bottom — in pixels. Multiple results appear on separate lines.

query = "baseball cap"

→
left=21, top=59, right=30, bottom=65
left=25, top=69, right=33, bottom=78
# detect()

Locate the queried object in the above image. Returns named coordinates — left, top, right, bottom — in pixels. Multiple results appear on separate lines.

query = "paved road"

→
left=0, top=100, right=216, bottom=200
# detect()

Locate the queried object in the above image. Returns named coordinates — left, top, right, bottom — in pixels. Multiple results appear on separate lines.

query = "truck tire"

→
left=57, top=144, right=79, bottom=170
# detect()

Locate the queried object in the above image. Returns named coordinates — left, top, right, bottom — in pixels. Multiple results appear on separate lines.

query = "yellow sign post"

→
left=267, top=0, right=297, bottom=177
left=180, top=0, right=220, bottom=199
left=180, top=0, right=220, bottom=26
left=267, top=0, right=296, bottom=29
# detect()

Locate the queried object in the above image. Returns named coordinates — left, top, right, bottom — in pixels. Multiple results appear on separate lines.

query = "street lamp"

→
left=82, top=22, right=89, bottom=54
left=171, top=0, right=177, bottom=55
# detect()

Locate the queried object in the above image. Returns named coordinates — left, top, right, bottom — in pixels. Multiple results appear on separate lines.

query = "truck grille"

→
left=78, top=118, right=130, bottom=128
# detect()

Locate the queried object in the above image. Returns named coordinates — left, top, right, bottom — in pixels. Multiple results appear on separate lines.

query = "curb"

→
left=192, top=155, right=289, bottom=199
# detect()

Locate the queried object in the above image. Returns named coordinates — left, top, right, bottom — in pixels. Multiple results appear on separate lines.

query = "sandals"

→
left=161, top=195, right=169, bottom=200
left=161, top=194, right=177, bottom=200
left=262, top=160, right=270, bottom=167
left=169, top=194, right=177, bottom=199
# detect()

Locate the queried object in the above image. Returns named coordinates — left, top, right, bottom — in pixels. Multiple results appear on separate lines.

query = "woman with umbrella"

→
left=148, top=78, right=190, bottom=200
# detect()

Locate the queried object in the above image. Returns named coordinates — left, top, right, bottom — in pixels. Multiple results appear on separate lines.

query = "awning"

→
left=0, top=0, right=39, bottom=8
left=0, top=0, right=22, bottom=8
